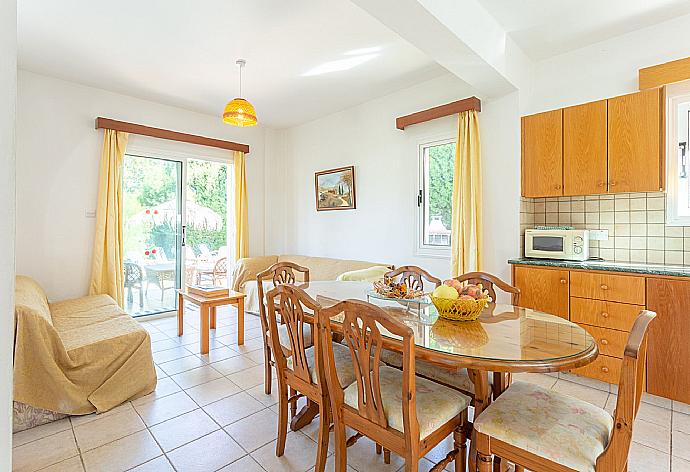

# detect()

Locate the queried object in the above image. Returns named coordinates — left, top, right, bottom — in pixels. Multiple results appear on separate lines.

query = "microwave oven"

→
left=524, top=229, right=590, bottom=261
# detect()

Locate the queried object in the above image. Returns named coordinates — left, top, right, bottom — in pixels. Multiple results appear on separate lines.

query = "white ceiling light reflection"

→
left=302, top=48, right=381, bottom=76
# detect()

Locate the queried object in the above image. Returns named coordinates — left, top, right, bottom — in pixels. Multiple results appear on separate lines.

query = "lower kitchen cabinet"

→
left=513, top=265, right=570, bottom=319
left=646, top=278, right=690, bottom=404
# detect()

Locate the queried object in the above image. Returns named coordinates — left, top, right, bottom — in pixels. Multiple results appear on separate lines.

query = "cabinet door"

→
left=521, top=110, right=563, bottom=197
left=646, top=278, right=690, bottom=404
left=608, top=89, right=662, bottom=193
left=513, top=266, right=570, bottom=319
left=563, top=100, right=607, bottom=196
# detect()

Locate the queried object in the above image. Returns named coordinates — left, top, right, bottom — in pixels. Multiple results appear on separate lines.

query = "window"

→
left=417, top=138, right=456, bottom=255
left=666, top=81, right=690, bottom=226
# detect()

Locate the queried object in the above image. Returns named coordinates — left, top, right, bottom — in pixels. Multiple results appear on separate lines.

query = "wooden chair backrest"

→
left=453, top=271, right=521, bottom=304
left=265, top=284, right=322, bottom=387
left=384, top=265, right=441, bottom=292
left=256, top=261, right=310, bottom=334
left=596, top=310, right=656, bottom=471
left=319, top=300, right=419, bottom=444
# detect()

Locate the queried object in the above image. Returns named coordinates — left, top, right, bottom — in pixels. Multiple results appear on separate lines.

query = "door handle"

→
left=182, top=225, right=187, bottom=246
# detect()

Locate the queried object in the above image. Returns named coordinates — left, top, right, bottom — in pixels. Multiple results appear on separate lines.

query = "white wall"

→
left=274, top=74, right=521, bottom=286
left=0, top=0, right=16, bottom=468
left=16, top=71, right=267, bottom=301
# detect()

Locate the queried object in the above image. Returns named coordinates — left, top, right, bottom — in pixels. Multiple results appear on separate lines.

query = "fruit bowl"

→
left=430, top=295, right=488, bottom=322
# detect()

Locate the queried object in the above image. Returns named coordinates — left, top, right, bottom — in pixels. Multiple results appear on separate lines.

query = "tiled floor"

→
left=12, top=306, right=690, bottom=472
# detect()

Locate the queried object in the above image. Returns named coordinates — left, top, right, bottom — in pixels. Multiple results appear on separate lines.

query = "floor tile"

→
left=73, top=407, right=146, bottom=452
left=308, top=455, right=357, bottom=472
left=157, top=355, right=207, bottom=376
left=132, top=377, right=182, bottom=406
left=224, top=337, right=264, bottom=353
left=166, top=430, right=246, bottom=472
left=149, top=408, right=219, bottom=452
left=203, top=392, right=266, bottom=426
left=643, top=393, right=673, bottom=409
left=674, top=430, right=690, bottom=461
left=330, top=435, right=402, bottom=472
left=150, top=338, right=183, bottom=353
left=225, top=408, right=279, bottom=452
left=244, top=348, right=267, bottom=365
left=81, top=430, right=161, bottom=472
left=186, top=377, right=241, bottom=406
left=133, top=391, right=198, bottom=426
left=246, top=381, right=279, bottom=407
left=170, top=364, right=222, bottom=389
left=152, top=345, right=194, bottom=364
left=70, top=402, right=136, bottom=427
left=12, top=418, right=72, bottom=447
left=632, top=418, right=671, bottom=453
left=628, top=442, right=670, bottom=472
left=674, top=411, right=690, bottom=434
left=637, top=401, right=672, bottom=428
left=673, top=456, right=690, bottom=472
left=12, top=430, right=78, bottom=472
left=197, top=346, right=241, bottom=363
left=552, top=379, right=609, bottom=408
left=227, top=364, right=266, bottom=390
left=604, top=394, right=617, bottom=416
left=558, top=372, right=611, bottom=392
left=675, top=401, right=690, bottom=415
left=130, top=455, right=176, bottom=471
left=512, top=373, right=557, bottom=390
left=251, top=431, right=323, bottom=472
left=210, top=355, right=257, bottom=375
left=39, top=455, right=85, bottom=472
left=216, top=454, right=266, bottom=472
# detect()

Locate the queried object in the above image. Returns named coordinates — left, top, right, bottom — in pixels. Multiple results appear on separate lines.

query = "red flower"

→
left=145, top=209, right=151, bottom=214
left=151, top=249, right=157, bottom=254
left=153, top=210, right=159, bottom=215
left=144, top=250, right=150, bottom=256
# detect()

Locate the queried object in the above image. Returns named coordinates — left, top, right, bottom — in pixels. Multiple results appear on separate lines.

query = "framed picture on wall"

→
left=315, top=166, right=356, bottom=211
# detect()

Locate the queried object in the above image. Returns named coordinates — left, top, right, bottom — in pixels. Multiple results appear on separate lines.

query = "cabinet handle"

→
left=601, top=312, right=609, bottom=318
left=600, top=339, right=609, bottom=345
left=601, top=366, right=609, bottom=373
left=597, top=181, right=605, bottom=187
left=559, top=279, right=567, bottom=284
left=609, top=181, right=616, bottom=187
left=555, top=184, right=562, bottom=190
left=600, top=284, right=609, bottom=290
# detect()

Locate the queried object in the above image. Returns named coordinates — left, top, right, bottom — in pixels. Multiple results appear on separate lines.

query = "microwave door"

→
left=532, top=236, right=564, bottom=252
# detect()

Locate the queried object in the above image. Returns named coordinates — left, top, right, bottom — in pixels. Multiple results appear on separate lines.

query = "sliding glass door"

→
left=121, top=153, right=230, bottom=317
left=122, top=154, right=183, bottom=317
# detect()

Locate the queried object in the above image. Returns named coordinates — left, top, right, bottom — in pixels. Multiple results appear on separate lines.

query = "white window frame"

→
left=665, top=80, right=690, bottom=226
left=415, top=136, right=455, bottom=258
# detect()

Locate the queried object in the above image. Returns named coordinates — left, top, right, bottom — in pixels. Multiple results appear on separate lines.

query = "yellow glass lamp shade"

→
left=223, top=98, right=257, bottom=127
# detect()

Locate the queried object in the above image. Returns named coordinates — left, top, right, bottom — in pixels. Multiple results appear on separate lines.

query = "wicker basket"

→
left=430, top=296, right=488, bottom=322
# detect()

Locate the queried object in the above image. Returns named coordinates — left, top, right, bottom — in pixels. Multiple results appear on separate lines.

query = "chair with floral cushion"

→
left=319, top=298, right=470, bottom=472
left=474, top=310, right=656, bottom=472
left=265, top=284, right=358, bottom=472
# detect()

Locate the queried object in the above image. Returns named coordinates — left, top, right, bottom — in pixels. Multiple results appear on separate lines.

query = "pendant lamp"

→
left=223, top=59, right=257, bottom=127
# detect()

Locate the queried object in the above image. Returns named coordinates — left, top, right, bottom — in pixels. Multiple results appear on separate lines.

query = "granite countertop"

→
left=508, top=257, right=690, bottom=278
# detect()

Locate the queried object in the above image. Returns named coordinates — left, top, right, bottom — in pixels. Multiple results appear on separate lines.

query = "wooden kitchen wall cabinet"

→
left=563, top=100, right=608, bottom=195
left=646, top=278, right=690, bottom=404
left=513, top=265, right=570, bottom=319
left=608, top=88, right=663, bottom=193
left=521, top=109, right=563, bottom=198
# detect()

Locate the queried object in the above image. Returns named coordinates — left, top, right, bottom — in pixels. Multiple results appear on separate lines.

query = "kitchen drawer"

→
left=577, top=324, right=628, bottom=358
left=570, top=271, right=645, bottom=305
left=570, top=297, right=643, bottom=331
left=571, top=354, right=621, bottom=384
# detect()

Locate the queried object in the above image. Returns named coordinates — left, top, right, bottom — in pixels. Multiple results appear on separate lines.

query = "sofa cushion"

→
left=14, top=275, right=52, bottom=325
left=336, top=266, right=390, bottom=282
left=277, top=255, right=390, bottom=282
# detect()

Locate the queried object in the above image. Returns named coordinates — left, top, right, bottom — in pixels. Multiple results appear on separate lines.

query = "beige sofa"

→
left=232, top=254, right=392, bottom=313
left=13, top=276, right=157, bottom=431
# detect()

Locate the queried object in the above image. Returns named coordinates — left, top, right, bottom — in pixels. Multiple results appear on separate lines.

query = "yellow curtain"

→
left=89, top=130, right=129, bottom=306
left=233, top=150, right=249, bottom=260
left=450, top=110, right=482, bottom=276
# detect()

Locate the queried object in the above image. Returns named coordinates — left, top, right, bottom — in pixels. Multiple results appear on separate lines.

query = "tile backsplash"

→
left=520, top=192, right=690, bottom=265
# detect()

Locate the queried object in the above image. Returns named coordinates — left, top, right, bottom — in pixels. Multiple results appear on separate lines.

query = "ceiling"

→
left=18, top=0, right=446, bottom=128
left=478, top=0, right=690, bottom=60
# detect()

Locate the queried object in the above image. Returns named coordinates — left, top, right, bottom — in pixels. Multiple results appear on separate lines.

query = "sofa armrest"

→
left=231, top=256, right=279, bottom=292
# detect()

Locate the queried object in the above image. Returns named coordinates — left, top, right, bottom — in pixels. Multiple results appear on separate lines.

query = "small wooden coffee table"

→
left=177, top=289, right=246, bottom=354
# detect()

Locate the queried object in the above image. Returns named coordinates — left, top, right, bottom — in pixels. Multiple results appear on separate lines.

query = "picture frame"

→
left=314, top=165, right=356, bottom=211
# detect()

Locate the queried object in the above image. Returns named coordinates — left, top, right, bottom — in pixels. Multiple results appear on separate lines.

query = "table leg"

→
left=237, top=297, right=245, bottom=345
left=210, top=306, right=217, bottom=330
left=177, top=293, right=184, bottom=336
left=468, top=369, right=490, bottom=472
left=200, top=304, right=210, bottom=354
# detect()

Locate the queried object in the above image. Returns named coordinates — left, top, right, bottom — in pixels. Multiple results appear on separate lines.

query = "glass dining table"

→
left=293, top=280, right=598, bottom=469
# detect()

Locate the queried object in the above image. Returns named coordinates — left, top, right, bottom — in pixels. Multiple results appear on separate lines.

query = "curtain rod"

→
left=95, top=117, right=250, bottom=154
left=396, top=96, right=481, bottom=130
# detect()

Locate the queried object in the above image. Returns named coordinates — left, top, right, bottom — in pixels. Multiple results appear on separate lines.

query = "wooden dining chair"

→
left=266, top=284, right=359, bottom=472
left=474, top=310, right=656, bottom=472
left=257, top=261, right=310, bottom=395
left=319, top=299, right=471, bottom=472
left=384, top=265, right=442, bottom=291
left=381, top=271, right=519, bottom=403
